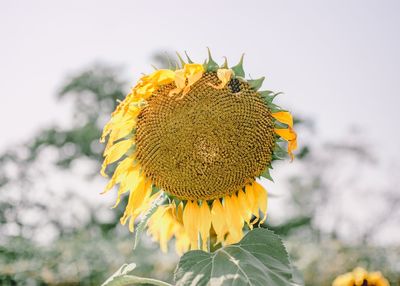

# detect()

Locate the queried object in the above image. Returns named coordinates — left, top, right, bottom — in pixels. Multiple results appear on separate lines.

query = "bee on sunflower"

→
left=100, top=50, right=297, bottom=254
left=332, top=267, right=390, bottom=286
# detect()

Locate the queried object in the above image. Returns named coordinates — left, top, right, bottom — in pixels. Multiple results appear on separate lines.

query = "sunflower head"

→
left=332, top=267, right=390, bottom=286
left=100, top=50, right=297, bottom=253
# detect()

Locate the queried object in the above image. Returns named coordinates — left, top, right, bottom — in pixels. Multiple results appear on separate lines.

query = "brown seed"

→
left=135, top=72, right=275, bottom=200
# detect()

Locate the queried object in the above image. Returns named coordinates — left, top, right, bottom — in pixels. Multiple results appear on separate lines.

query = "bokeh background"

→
left=1, top=0, right=400, bottom=285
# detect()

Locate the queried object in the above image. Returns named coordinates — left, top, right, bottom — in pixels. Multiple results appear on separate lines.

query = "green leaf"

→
left=102, top=263, right=172, bottom=286
left=174, top=228, right=296, bottom=286
left=231, top=54, right=245, bottom=77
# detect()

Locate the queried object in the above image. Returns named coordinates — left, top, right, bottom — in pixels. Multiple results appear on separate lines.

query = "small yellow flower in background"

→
left=332, top=267, right=390, bottom=286
left=100, top=50, right=297, bottom=254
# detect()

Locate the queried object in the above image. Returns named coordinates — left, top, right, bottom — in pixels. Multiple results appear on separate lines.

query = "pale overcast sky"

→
left=1, top=0, right=400, bottom=159
left=1, top=0, right=400, bottom=246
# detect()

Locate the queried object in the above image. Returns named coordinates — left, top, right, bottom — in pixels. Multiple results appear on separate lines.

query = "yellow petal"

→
left=274, top=128, right=298, bottom=161
left=184, top=63, right=204, bottom=86
left=207, top=68, right=233, bottom=89
left=253, top=182, right=268, bottom=224
left=211, top=199, right=228, bottom=244
left=101, top=156, right=135, bottom=194
left=244, top=184, right=258, bottom=219
left=198, top=201, right=212, bottom=251
left=353, top=267, right=368, bottom=285
left=174, top=69, right=186, bottom=89
left=101, top=138, right=134, bottom=176
left=225, top=230, right=243, bottom=245
left=149, top=69, right=176, bottom=85
left=108, top=119, right=136, bottom=144
left=272, top=111, right=293, bottom=128
left=148, top=205, right=168, bottom=238
left=223, top=194, right=244, bottom=243
left=112, top=165, right=141, bottom=208
left=175, top=229, right=191, bottom=255
left=182, top=201, right=200, bottom=250
left=332, top=273, right=354, bottom=286
left=367, top=272, right=390, bottom=286
left=237, top=189, right=253, bottom=228
left=120, top=177, right=151, bottom=232
left=274, top=128, right=296, bottom=141
left=158, top=207, right=176, bottom=252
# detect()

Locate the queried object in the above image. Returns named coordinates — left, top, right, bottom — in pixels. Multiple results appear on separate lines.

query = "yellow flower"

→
left=100, top=51, right=297, bottom=254
left=332, top=267, right=390, bottom=286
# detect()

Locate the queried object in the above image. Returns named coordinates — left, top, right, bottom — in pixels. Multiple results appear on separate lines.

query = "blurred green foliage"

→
left=0, top=55, right=399, bottom=285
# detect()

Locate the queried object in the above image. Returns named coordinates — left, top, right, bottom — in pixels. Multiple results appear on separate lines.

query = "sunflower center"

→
left=135, top=72, right=275, bottom=200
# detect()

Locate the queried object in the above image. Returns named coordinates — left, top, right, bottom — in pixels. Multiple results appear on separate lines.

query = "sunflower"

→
left=100, top=50, right=297, bottom=254
left=332, top=267, right=390, bottom=286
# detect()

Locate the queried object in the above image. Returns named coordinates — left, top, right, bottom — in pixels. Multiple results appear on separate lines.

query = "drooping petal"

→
left=102, top=156, right=136, bottom=194
left=223, top=194, right=244, bottom=243
left=207, top=69, right=233, bottom=89
left=112, top=165, right=141, bottom=208
left=253, top=181, right=268, bottom=224
left=274, top=128, right=296, bottom=141
left=120, top=177, right=151, bottom=232
left=182, top=201, right=200, bottom=250
left=198, top=201, right=212, bottom=251
left=175, top=228, right=191, bottom=255
left=101, top=138, right=134, bottom=176
left=244, top=184, right=258, bottom=220
left=184, top=63, right=204, bottom=87
left=151, top=69, right=176, bottom=85
left=211, top=199, right=228, bottom=244
left=158, top=206, right=177, bottom=252
left=273, top=111, right=298, bottom=161
left=237, top=189, right=253, bottom=228
left=353, top=267, right=368, bottom=285
left=274, top=128, right=298, bottom=161
left=272, top=111, right=293, bottom=128
left=174, top=69, right=186, bottom=89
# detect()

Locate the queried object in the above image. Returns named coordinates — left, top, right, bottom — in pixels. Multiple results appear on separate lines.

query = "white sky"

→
left=1, top=0, right=400, bottom=161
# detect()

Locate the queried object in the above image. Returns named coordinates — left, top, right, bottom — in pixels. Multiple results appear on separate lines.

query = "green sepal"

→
left=173, top=197, right=181, bottom=209
left=202, top=59, right=208, bottom=71
left=231, top=54, right=245, bottom=77
left=275, top=121, right=289, bottom=129
left=260, top=167, right=274, bottom=182
left=165, top=52, right=175, bottom=70
left=221, top=56, right=228, bottom=68
left=272, top=142, right=287, bottom=161
left=248, top=77, right=265, bottom=91
left=184, top=51, right=194, bottom=63
left=266, top=101, right=284, bottom=113
left=151, top=184, right=161, bottom=196
left=260, top=90, right=282, bottom=104
left=205, top=47, right=219, bottom=72
left=176, top=52, right=186, bottom=68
